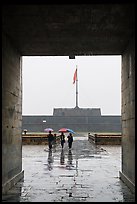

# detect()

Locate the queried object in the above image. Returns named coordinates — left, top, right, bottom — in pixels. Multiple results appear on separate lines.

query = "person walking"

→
left=47, top=131, right=54, bottom=150
left=67, top=133, right=73, bottom=149
left=60, top=132, right=65, bottom=148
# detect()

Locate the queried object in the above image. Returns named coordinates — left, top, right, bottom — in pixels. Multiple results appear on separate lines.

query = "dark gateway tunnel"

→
left=2, top=3, right=135, bottom=194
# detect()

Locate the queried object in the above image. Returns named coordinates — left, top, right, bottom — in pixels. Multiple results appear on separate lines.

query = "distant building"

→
left=53, top=107, right=101, bottom=117
left=22, top=108, right=121, bottom=133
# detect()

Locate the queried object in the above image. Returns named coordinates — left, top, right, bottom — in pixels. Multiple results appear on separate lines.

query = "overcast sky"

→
left=22, top=55, right=121, bottom=116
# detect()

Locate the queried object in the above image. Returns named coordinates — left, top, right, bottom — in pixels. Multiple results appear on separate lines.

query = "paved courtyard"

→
left=2, top=134, right=135, bottom=202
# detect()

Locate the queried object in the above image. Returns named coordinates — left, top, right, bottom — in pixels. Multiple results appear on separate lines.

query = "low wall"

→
left=22, top=134, right=60, bottom=145
left=88, top=133, right=121, bottom=145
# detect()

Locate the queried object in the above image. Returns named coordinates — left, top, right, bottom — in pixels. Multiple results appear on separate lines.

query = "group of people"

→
left=47, top=131, right=73, bottom=150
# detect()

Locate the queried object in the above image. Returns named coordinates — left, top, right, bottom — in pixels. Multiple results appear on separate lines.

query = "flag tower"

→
left=73, top=65, right=78, bottom=108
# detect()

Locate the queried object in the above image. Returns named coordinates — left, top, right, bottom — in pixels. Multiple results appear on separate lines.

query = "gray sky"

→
left=22, top=55, right=121, bottom=116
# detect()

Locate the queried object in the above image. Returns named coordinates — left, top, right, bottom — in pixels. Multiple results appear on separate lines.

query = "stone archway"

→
left=2, top=4, right=135, bottom=193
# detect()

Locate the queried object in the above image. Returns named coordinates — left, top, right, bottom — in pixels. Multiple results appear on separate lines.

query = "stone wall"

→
left=120, top=36, right=135, bottom=192
left=2, top=33, right=24, bottom=193
left=53, top=107, right=101, bottom=116
left=22, top=115, right=121, bottom=133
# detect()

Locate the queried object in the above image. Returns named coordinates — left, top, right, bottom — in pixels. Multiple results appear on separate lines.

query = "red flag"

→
left=73, top=68, right=77, bottom=84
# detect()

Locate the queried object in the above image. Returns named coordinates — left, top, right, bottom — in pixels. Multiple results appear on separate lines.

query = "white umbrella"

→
left=44, top=128, right=54, bottom=132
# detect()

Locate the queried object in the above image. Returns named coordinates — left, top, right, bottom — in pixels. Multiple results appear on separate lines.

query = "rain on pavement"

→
left=2, top=133, right=135, bottom=202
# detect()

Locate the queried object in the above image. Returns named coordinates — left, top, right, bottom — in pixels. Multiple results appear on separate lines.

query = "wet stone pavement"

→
left=2, top=134, right=135, bottom=202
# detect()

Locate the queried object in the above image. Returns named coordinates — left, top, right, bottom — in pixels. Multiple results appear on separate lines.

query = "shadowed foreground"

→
left=2, top=135, right=135, bottom=202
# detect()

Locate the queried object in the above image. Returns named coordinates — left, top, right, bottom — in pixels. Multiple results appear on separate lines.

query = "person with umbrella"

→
left=60, top=132, right=65, bottom=149
left=58, top=128, right=75, bottom=149
left=47, top=131, right=54, bottom=150
left=67, top=132, right=73, bottom=149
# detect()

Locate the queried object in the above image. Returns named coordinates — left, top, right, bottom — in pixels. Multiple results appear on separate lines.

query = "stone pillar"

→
left=119, top=35, right=135, bottom=193
left=2, top=33, right=24, bottom=193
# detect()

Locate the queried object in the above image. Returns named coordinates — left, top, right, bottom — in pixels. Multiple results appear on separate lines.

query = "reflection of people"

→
left=60, top=149, right=65, bottom=165
left=60, top=132, right=65, bottom=148
left=67, top=133, right=73, bottom=149
left=47, top=131, right=54, bottom=150
left=47, top=149, right=54, bottom=171
left=67, top=149, right=73, bottom=165
left=54, top=133, right=57, bottom=144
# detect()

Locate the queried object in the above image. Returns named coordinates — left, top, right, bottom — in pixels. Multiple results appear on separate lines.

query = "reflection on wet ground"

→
left=2, top=135, right=135, bottom=202
left=47, top=149, right=54, bottom=171
left=60, top=149, right=65, bottom=165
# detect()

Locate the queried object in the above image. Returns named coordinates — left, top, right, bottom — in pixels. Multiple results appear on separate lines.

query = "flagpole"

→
left=76, top=65, right=78, bottom=108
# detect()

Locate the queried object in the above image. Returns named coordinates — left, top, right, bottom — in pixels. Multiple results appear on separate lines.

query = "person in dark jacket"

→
left=67, top=133, right=73, bottom=149
left=60, top=132, right=65, bottom=148
left=47, top=131, right=54, bottom=150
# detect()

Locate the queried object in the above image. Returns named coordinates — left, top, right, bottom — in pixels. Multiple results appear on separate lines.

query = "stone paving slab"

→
left=2, top=136, right=135, bottom=202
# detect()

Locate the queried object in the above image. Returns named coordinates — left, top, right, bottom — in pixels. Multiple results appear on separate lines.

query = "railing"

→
left=88, top=133, right=121, bottom=145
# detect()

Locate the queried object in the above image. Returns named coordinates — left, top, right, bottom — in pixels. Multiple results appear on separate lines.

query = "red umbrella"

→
left=58, top=128, right=75, bottom=134
left=58, top=128, right=68, bottom=133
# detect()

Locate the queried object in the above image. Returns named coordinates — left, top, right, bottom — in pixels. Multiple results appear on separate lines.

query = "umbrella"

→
left=67, top=128, right=75, bottom=134
left=58, top=128, right=75, bottom=134
left=58, top=128, right=68, bottom=133
left=44, top=128, right=54, bottom=132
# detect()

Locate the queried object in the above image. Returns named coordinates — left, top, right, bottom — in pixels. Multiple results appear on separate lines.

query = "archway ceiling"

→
left=2, top=4, right=135, bottom=55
